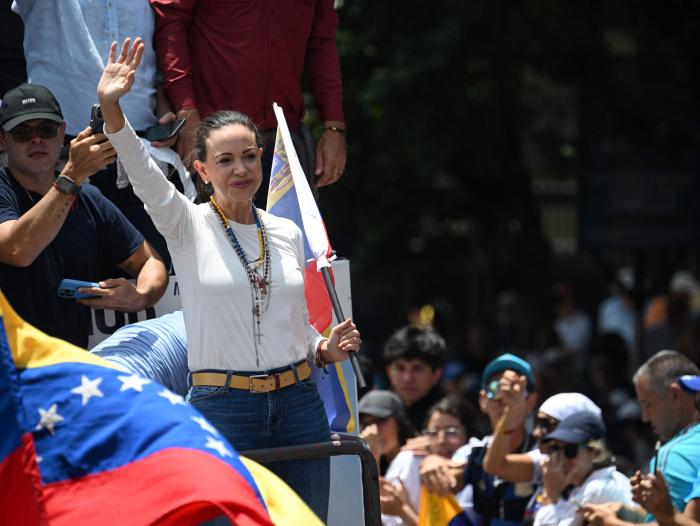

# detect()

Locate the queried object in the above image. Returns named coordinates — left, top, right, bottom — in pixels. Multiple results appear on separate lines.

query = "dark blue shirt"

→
left=0, top=168, right=144, bottom=348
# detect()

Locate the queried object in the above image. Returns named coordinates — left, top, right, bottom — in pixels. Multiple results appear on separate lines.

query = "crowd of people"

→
left=4, top=2, right=700, bottom=526
left=0, top=1, right=353, bottom=524
left=357, top=317, right=700, bottom=526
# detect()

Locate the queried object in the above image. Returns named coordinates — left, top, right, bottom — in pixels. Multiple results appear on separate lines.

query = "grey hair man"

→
left=583, top=350, right=700, bottom=525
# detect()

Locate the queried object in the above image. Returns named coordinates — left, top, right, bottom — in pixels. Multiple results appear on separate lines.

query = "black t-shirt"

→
left=0, top=168, right=144, bottom=348
left=406, top=384, right=445, bottom=432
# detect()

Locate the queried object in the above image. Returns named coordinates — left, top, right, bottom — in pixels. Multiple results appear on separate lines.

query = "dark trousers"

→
left=256, top=125, right=318, bottom=210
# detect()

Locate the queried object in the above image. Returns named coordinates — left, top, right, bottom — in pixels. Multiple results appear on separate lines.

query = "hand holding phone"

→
left=144, top=118, right=186, bottom=142
left=57, top=279, right=101, bottom=299
left=89, top=104, right=104, bottom=135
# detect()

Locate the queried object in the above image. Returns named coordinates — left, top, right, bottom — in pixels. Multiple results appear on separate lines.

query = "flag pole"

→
left=320, top=266, right=368, bottom=395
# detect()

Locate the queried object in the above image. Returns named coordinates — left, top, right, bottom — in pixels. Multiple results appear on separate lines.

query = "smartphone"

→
left=144, top=118, right=186, bottom=142
left=89, top=104, right=104, bottom=135
left=57, top=279, right=101, bottom=299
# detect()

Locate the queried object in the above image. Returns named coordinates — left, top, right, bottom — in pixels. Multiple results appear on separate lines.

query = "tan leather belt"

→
left=191, top=361, right=311, bottom=393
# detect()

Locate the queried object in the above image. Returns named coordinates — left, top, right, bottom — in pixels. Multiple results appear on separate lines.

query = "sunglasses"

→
left=9, top=122, right=61, bottom=143
left=423, top=426, right=465, bottom=439
left=548, top=442, right=581, bottom=459
left=534, top=417, right=558, bottom=435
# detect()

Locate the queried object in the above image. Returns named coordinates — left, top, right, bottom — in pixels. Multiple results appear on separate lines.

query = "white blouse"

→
left=106, top=119, right=324, bottom=372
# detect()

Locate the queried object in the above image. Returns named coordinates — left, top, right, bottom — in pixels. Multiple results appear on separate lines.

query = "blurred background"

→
left=311, top=2, right=700, bottom=471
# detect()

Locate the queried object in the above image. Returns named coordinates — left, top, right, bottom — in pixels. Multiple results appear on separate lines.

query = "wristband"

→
left=324, top=126, right=346, bottom=134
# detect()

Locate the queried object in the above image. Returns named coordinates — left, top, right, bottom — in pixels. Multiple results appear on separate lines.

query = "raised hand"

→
left=498, top=372, right=528, bottom=429
left=62, top=127, right=117, bottom=185
left=97, top=38, right=145, bottom=104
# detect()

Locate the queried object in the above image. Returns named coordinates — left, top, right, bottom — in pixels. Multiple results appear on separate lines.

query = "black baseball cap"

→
left=358, top=390, right=405, bottom=419
left=544, top=411, right=606, bottom=444
left=1, top=83, right=64, bottom=131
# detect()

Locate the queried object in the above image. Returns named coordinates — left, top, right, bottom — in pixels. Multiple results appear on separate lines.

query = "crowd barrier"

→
left=242, top=433, right=381, bottom=526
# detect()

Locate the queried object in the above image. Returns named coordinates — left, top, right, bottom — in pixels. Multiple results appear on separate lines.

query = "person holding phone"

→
left=532, top=412, right=632, bottom=526
left=11, top=0, right=188, bottom=272
left=419, top=353, right=540, bottom=526
left=96, top=38, right=360, bottom=522
left=0, top=83, right=168, bottom=348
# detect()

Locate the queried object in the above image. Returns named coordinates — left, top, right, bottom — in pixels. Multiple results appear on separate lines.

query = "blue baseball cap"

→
left=678, top=375, right=700, bottom=392
left=544, top=411, right=606, bottom=444
left=481, top=353, right=534, bottom=389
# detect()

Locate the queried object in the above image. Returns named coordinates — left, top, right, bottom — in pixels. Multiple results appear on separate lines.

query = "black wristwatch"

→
left=53, top=175, right=81, bottom=196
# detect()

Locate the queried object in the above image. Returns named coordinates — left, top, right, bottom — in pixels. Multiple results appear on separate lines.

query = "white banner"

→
left=86, top=276, right=182, bottom=349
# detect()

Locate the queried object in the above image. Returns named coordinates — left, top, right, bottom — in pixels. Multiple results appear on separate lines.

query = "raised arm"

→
left=483, top=375, right=536, bottom=482
left=97, top=38, right=193, bottom=245
left=0, top=128, right=116, bottom=267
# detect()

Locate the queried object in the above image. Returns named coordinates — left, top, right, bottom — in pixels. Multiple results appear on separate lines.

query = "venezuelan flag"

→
left=0, top=290, right=319, bottom=525
left=418, top=488, right=475, bottom=526
left=267, top=103, right=356, bottom=433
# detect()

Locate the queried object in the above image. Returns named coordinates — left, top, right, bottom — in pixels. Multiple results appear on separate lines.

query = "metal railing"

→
left=241, top=433, right=381, bottom=526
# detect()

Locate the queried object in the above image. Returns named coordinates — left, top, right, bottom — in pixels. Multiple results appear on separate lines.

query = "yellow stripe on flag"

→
left=240, top=457, right=324, bottom=526
left=0, top=291, right=123, bottom=370
left=418, top=487, right=467, bottom=526
left=334, top=362, right=356, bottom=433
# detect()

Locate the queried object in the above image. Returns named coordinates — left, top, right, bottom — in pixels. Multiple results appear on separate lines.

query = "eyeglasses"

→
left=424, top=426, right=465, bottom=439
left=548, top=442, right=581, bottom=459
left=534, top=417, right=558, bottom=435
left=9, top=122, right=61, bottom=143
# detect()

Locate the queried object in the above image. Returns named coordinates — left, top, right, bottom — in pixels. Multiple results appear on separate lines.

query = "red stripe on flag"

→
left=0, top=433, right=46, bottom=525
left=41, top=449, right=273, bottom=526
left=304, top=262, right=333, bottom=332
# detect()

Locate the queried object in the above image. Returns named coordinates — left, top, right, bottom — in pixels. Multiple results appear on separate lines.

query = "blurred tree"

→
left=308, top=0, right=700, bottom=356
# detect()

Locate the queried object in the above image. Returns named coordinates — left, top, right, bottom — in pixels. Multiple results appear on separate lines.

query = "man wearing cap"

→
left=0, top=83, right=168, bottom=348
left=383, top=325, right=448, bottom=431
left=420, top=353, right=540, bottom=525
left=358, top=390, right=416, bottom=475
left=583, top=350, right=700, bottom=526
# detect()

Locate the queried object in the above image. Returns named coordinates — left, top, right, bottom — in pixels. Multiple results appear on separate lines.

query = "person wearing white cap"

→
left=484, top=391, right=603, bottom=485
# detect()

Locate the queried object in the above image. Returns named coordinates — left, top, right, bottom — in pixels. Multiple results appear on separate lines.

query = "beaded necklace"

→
left=209, top=196, right=271, bottom=366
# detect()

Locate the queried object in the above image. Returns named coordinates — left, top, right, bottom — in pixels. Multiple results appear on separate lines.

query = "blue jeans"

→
left=188, top=377, right=331, bottom=523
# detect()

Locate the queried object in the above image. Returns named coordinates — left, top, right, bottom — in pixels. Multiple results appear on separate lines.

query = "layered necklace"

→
left=210, top=196, right=271, bottom=366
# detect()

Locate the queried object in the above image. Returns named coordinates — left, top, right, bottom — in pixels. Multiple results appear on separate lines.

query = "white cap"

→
left=538, top=392, right=602, bottom=422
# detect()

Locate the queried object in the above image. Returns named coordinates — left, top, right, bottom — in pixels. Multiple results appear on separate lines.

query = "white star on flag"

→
left=117, top=373, right=151, bottom=392
left=191, top=415, right=219, bottom=436
left=158, top=389, right=186, bottom=405
left=36, top=403, right=64, bottom=435
left=70, top=375, right=104, bottom=406
left=205, top=435, right=232, bottom=458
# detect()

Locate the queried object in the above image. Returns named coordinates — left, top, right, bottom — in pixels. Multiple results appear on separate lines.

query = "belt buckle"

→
left=249, top=374, right=269, bottom=393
